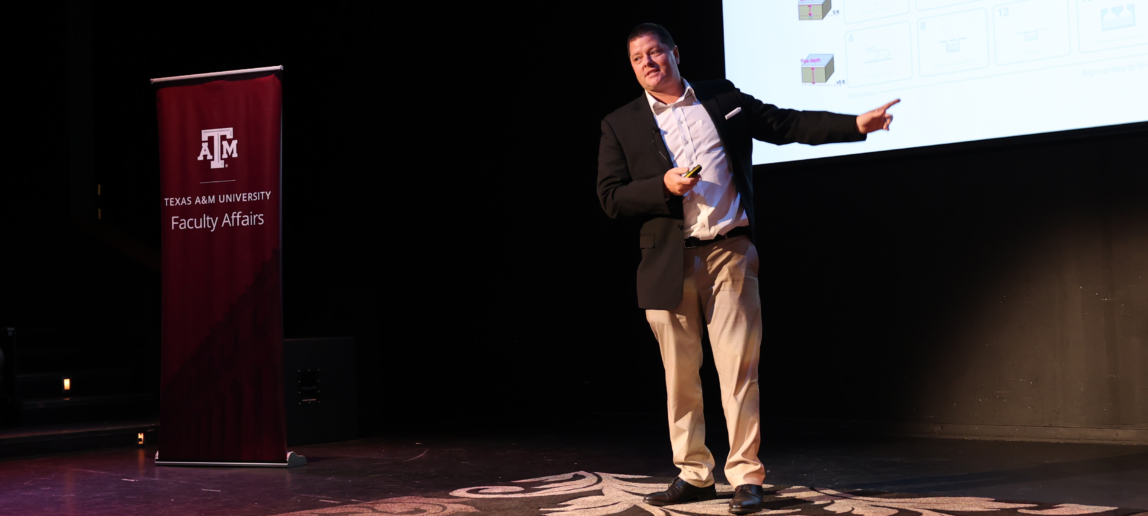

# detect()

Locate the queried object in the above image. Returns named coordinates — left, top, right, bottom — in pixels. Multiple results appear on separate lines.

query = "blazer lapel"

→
left=697, top=89, right=734, bottom=160
left=695, top=84, right=749, bottom=197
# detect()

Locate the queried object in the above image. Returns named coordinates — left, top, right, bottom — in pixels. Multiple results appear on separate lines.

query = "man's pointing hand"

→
left=856, top=99, right=900, bottom=134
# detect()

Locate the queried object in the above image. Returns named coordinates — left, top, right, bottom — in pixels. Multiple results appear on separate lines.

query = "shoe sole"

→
left=644, top=489, right=718, bottom=506
left=729, top=503, right=764, bottom=515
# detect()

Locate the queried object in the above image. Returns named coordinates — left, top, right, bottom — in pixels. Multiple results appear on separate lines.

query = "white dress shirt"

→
left=647, top=80, right=749, bottom=240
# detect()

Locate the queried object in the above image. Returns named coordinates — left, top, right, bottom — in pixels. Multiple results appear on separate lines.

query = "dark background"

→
left=5, top=2, right=1145, bottom=442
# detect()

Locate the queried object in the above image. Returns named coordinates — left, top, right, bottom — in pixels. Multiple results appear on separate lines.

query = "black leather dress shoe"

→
left=729, top=484, right=765, bottom=514
left=643, top=478, right=717, bottom=506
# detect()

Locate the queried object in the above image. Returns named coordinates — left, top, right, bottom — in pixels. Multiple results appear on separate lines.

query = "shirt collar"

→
left=645, top=79, right=696, bottom=114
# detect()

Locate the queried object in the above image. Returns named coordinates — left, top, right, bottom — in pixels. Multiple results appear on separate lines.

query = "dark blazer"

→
left=597, top=79, right=865, bottom=310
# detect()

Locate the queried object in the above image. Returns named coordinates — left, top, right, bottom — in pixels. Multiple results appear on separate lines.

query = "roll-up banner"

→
left=152, top=66, right=301, bottom=467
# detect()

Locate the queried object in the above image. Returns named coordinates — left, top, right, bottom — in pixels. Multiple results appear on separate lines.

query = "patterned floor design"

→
left=270, top=470, right=1148, bottom=516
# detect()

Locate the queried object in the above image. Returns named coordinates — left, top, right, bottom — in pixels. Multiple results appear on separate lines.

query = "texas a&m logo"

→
left=197, top=128, right=238, bottom=169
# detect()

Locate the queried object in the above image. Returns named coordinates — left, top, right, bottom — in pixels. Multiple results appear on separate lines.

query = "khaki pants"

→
left=645, top=235, right=764, bottom=488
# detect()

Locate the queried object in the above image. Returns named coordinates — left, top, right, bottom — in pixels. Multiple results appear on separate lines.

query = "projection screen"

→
left=723, top=0, right=1148, bottom=164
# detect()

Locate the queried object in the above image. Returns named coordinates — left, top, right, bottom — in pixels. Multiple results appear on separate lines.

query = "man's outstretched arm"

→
left=738, top=87, right=899, bottom=144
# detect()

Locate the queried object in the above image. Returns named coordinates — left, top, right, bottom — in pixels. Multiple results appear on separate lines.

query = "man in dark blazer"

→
left=597, top=23, right=898, bottom=515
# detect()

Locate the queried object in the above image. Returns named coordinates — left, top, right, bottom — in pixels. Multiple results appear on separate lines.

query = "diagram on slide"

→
left=993, top=0, right=1070, bottom=65
left=1102, top=4, right=1136, bottom=29
left=917, top=0, right=978, bottom=10
left=846, top=0, right=910, bottom=24
left=942, top=37, right=967, bottom=51
left=801, top=54, right=835, bottom=83
left=866, top=48, right=893, bottom=61
left=1078, top=0, right=1147, bottom=51
left=799, top=0, right=832, bottom=20
left=918, top=9, right=990, bottom=76
left=845, top=22, right=914, bottom=86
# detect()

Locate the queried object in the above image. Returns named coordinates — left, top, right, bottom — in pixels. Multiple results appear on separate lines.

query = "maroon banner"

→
left=155, top=71, right=286, bottom=463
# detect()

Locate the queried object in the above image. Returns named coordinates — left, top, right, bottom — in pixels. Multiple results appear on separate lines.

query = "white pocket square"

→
left=724, top=107, right=742, bottom=119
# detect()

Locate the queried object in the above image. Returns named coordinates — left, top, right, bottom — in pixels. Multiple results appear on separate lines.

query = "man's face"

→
left=628, top=34, right=680, bottom=93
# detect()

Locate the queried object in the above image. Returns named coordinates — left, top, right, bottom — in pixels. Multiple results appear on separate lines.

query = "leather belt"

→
left=684, top=226, right=751, bottom=248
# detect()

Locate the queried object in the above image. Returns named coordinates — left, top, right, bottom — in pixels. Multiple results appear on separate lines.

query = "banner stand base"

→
left=286, top=451, right=307, bottom=467
left=155, top=451, right=307, bottom=468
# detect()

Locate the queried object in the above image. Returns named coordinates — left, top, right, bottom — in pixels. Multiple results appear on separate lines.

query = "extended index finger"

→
left=877, top=99, right=901, bottom=113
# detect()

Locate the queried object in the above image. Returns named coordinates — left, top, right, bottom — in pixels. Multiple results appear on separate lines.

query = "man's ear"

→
left=673, top=46, right=680, bottom=65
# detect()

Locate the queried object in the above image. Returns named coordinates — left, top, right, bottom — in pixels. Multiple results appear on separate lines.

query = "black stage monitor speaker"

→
left=283, top=337, right=358, bottom=446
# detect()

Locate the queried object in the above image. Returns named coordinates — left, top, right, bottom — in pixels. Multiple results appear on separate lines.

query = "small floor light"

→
left=63, top=378, right=71, bottom=392
left=138, top=433, right=145, bottom=445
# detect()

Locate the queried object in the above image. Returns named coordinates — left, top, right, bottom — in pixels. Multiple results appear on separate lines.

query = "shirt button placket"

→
left=673, top=109, right=689, bottom=162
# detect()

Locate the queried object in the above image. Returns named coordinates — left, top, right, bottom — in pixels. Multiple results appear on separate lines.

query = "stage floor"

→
left=0, top=418, right=1144, bottom=516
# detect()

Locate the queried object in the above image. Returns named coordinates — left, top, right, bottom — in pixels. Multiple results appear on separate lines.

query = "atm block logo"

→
left=197, top=128, right=238, bottom=169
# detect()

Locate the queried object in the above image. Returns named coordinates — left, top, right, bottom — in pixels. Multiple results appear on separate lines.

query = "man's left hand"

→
left=856, top=99, right=900, bottom=134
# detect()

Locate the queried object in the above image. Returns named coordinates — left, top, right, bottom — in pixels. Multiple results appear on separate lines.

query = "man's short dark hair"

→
left=627, top=23, right=676, bottom=53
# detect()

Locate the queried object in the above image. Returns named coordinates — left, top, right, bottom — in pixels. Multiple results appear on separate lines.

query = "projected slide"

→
left=723, top=0, right=1147, bottom=164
